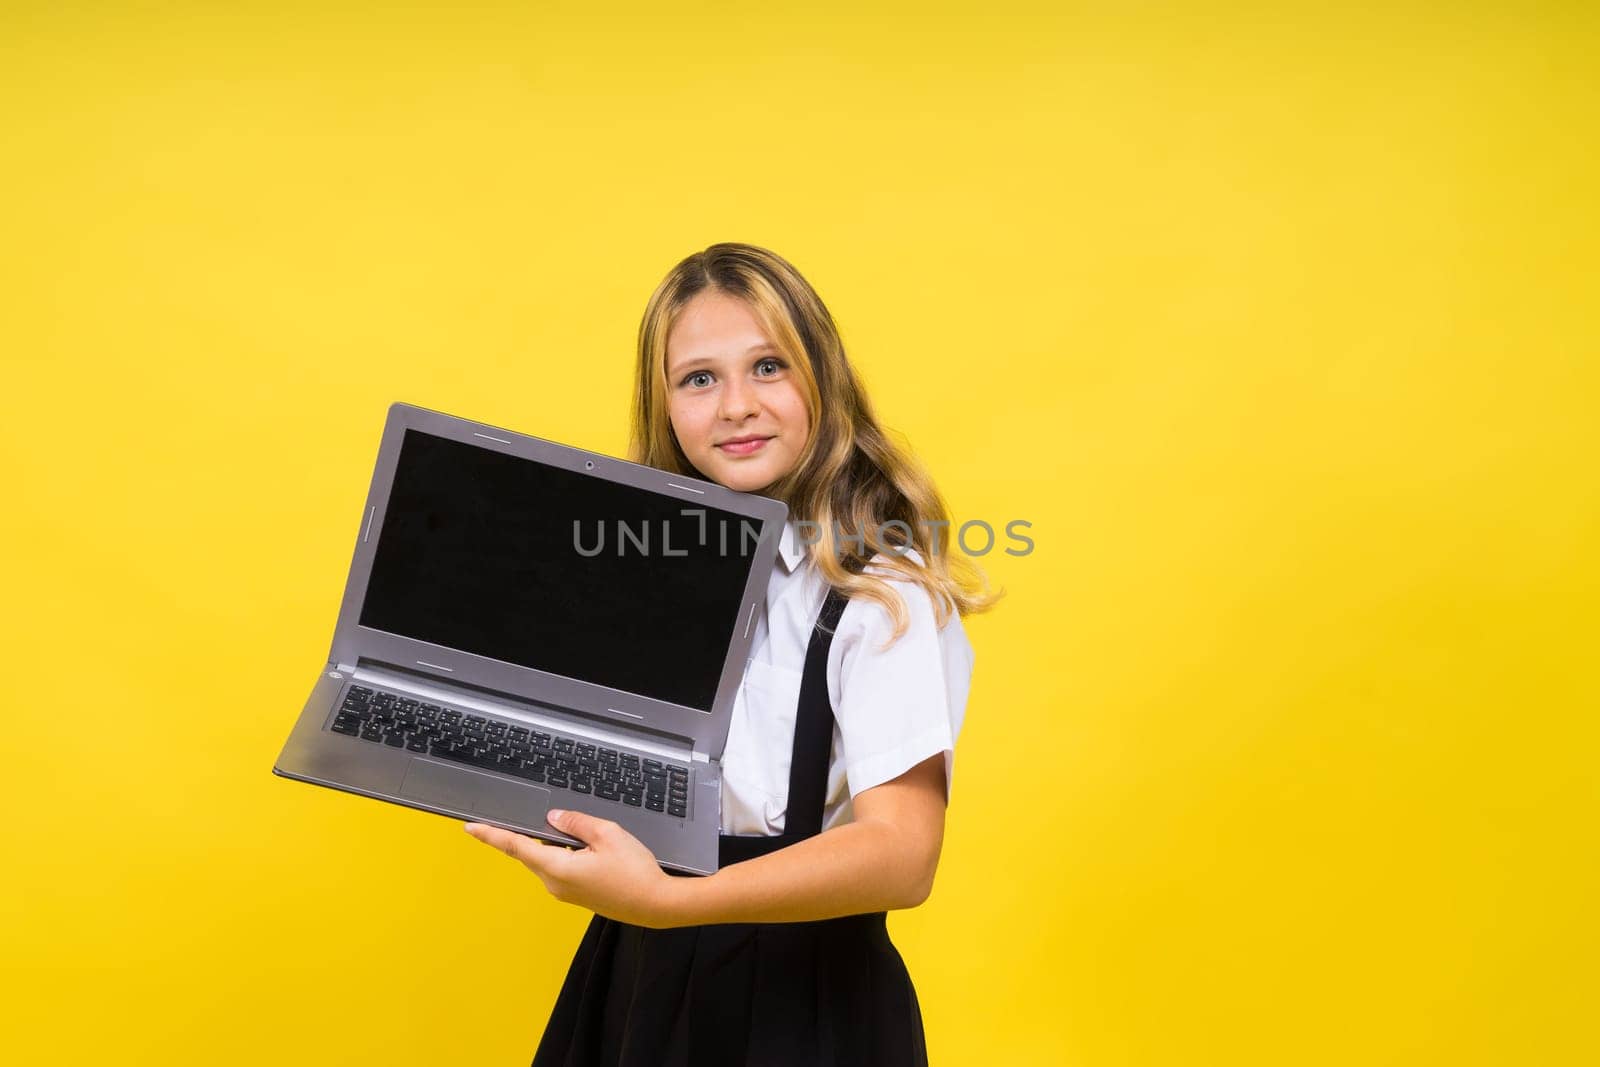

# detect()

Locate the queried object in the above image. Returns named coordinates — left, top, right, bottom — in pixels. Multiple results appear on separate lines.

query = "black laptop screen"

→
left=358, top=429, right=763, bottom=712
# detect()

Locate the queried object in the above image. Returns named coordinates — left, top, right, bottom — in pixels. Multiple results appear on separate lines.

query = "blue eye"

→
left=683, top=371, right=712, bottom=388
left=755, top=358, right=783, bottom=376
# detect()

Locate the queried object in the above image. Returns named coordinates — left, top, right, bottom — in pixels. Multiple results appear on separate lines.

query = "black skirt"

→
left=531, top=903, right=929, bottom=1067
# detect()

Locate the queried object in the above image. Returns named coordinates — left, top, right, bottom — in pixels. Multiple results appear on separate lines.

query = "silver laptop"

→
left=272, top=401, right=787, bottom=875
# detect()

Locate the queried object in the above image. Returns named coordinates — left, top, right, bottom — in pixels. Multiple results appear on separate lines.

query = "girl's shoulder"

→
left=832, top=546, right=972, bottom=660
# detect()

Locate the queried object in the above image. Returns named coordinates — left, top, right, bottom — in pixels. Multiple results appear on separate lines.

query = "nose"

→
left=717, top=376, right=760, bottom=422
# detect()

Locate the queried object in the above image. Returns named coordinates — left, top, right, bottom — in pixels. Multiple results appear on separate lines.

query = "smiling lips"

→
left=716, top=435, right=772, bottom=455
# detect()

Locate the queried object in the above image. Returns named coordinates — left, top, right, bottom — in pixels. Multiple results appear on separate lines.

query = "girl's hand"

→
left=463, top=809, right=681, bottom=929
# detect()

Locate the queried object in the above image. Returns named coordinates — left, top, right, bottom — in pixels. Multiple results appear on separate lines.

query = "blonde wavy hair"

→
left=629, top=242, right=1001, bottom=645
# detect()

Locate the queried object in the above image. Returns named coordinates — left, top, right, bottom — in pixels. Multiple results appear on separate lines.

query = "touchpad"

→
left=400, top=758, right=551, bottom=824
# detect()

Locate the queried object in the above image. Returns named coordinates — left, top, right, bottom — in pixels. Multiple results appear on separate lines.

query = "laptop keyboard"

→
left=332, top=685, right=690, bottom=818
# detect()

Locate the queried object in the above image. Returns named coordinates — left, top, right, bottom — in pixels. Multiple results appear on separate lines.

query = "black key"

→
left=645, top=797, right=665, bottom=812
left=349, top=685, right=374, bottom=698
left=332, top=721, right=361, bottom=736
left=667, top=803, right=686, bottom=817
left=595, top=782, right=619, bottom=801
left=510, top=726, right=529, bottom=741
left=406, top=737, right=429, bottom=752
left=621, top=792, right=642, bottom=807
left=359, top=726, right=383, bottom=742
left=571, top=779, right=592, bottom=795
left=433, top=744, right=491, bottom=772
left=496, top=758, right=531, bottom=780
left=383, top=733, right=406, bottom=748
left=643, top=758, right=663, bottom=771
left=546, top=773, right=569, bottom=789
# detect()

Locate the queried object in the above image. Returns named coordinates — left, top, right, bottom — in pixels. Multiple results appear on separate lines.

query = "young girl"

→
left=466, top=242, right=996, bottom=1066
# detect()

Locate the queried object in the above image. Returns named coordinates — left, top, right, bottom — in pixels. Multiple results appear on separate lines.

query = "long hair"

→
left=629, top=242, right=1000, bottom=645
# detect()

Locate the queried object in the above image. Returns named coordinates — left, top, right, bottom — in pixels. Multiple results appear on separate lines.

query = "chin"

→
left=700, top=463, right=769, bottom=492
left=689, top=448, right=787, bottom=493
left=720, top=473, right=771, bottom=493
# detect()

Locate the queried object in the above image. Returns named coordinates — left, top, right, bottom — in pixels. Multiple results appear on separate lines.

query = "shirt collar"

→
left=776, top=519, right=806, bottom=574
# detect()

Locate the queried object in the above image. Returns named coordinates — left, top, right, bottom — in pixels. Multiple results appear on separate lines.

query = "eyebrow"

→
left=668, top=343, right=780, bottom=377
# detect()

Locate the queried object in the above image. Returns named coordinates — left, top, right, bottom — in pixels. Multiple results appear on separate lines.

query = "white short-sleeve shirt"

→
left=718, top=520, right=976, bottom=836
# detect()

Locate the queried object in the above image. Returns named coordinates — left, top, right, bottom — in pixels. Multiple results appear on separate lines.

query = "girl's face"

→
left=664, top=290, right=810, bottom=493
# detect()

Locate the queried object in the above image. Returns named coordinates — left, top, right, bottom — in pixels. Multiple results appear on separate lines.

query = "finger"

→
left=464, top=822, right=555, bottom=872
left=546, top=808, right=617, bottom=846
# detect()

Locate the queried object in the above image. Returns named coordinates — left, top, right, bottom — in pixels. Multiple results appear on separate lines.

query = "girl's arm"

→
left=663, top=751, right=947, bottom=925
left=464, top=752, right=948, bottom=928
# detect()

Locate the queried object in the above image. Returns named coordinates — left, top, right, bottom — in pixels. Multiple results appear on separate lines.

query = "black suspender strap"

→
left=782, top=587, right=851, bottom=840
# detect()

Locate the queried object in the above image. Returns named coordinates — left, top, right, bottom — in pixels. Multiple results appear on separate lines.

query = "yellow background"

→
left=3, top=3, right=1595, bottom=1064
